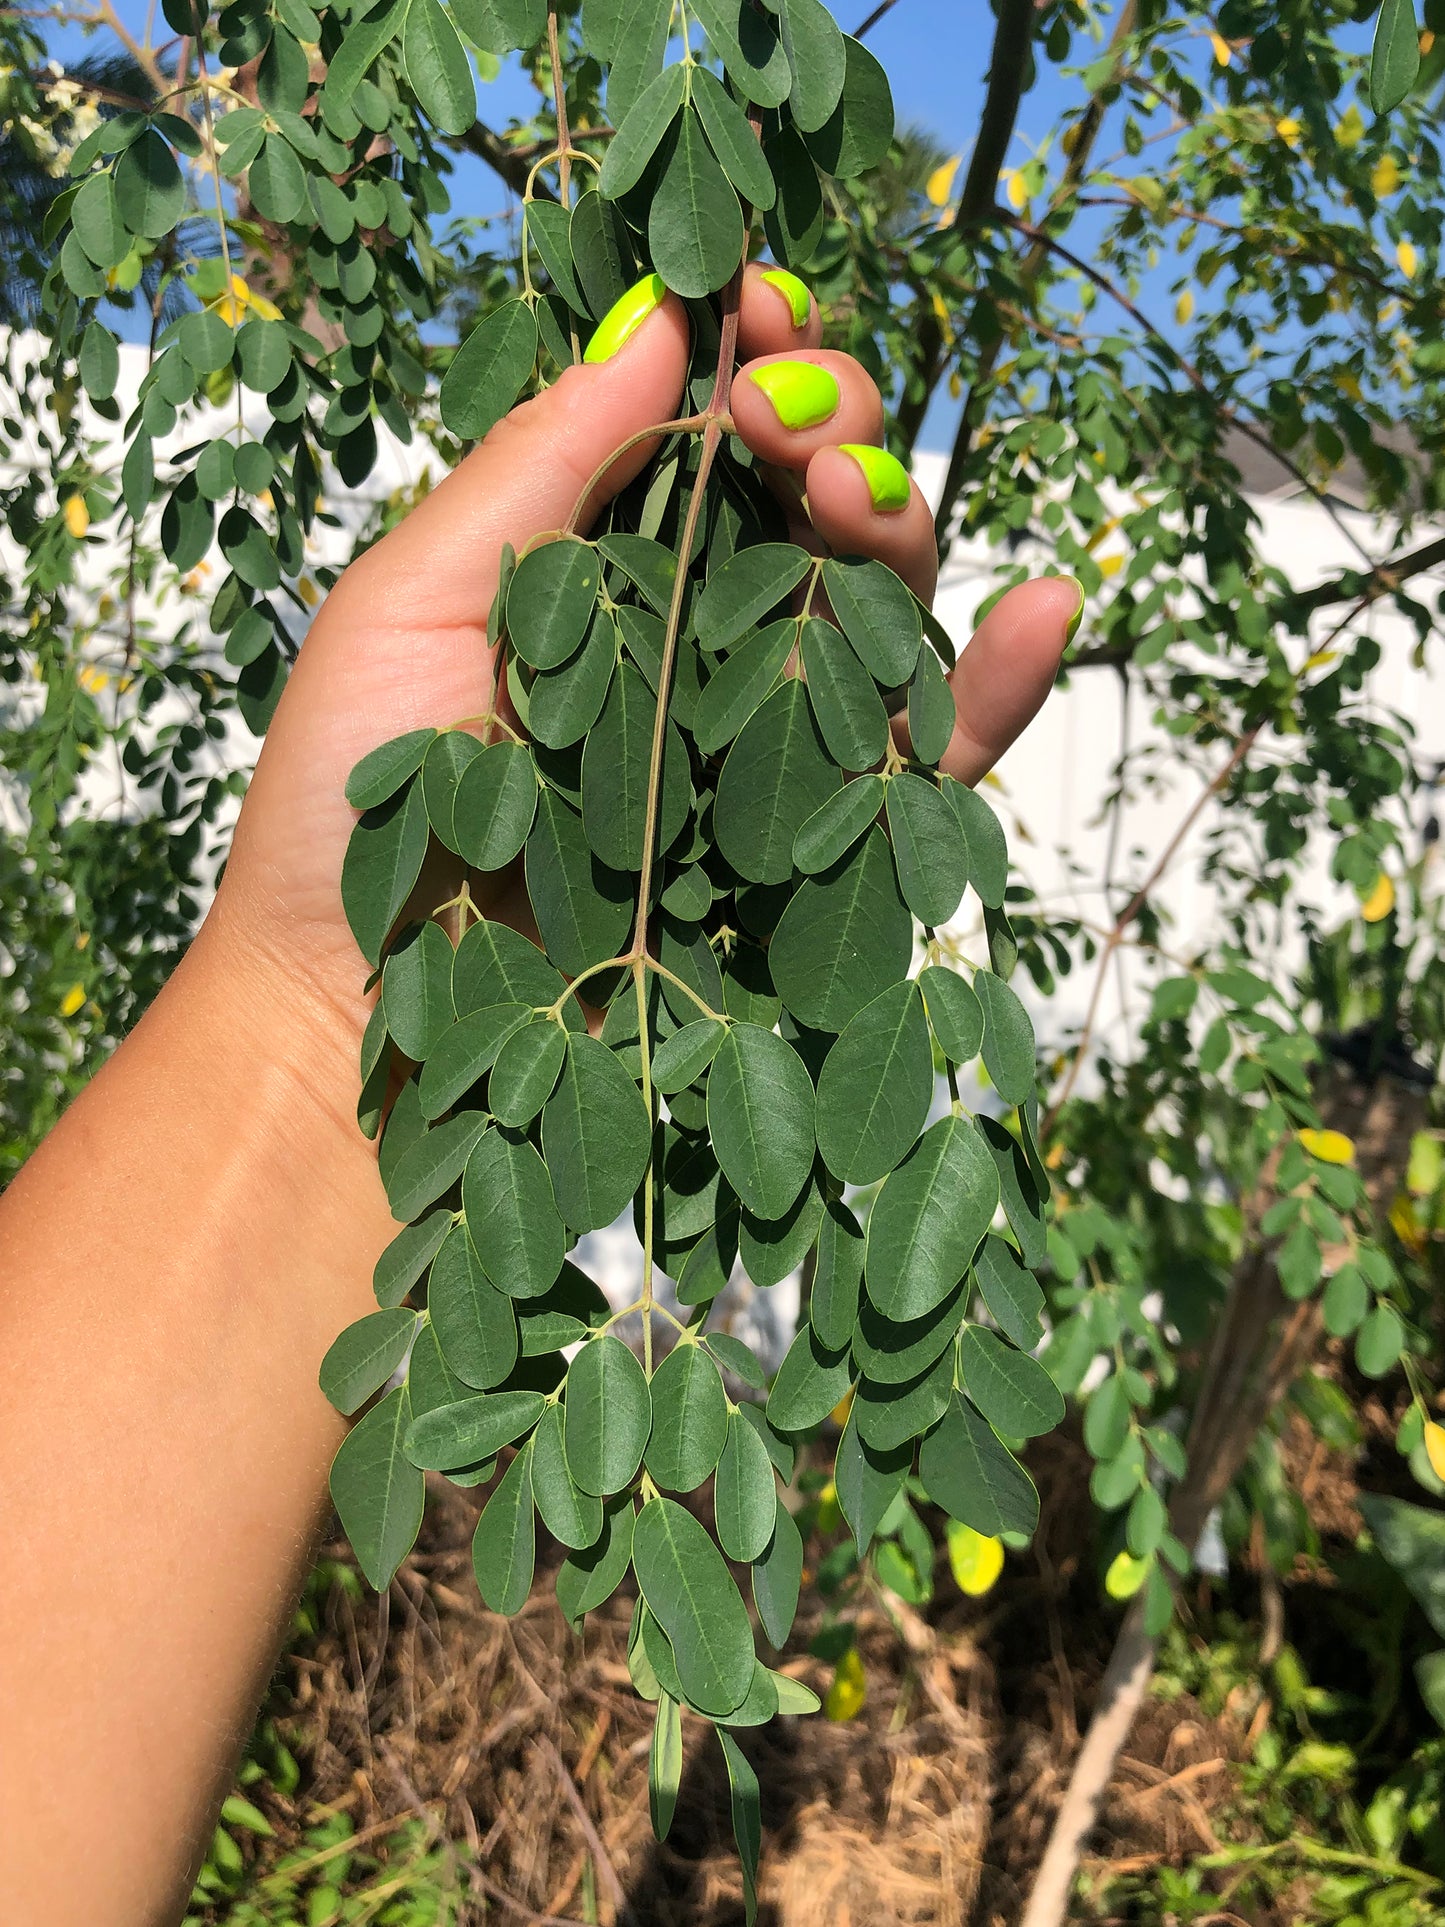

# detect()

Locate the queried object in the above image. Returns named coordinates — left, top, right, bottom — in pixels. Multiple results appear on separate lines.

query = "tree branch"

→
left=852, top=0, right=903, bottom=38
left=957, top=0, right=1035, bottom=224
left=933, top=0, right=1138, bottom=551
left=450, top=119, right=554, bottom=200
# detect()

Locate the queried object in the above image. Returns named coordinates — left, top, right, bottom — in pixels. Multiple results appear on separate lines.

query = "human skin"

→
left=0, top=265, right=1076, bottom=1926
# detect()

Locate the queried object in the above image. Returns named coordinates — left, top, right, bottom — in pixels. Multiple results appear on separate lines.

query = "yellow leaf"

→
left=824, top=1647, right=867, bottom=1722
left=63, top=494, right=90, bottom=538
left=1361, top=871, right=1395, bottom=922
left=1426, top=1421, right=1445, bottom=1484
left=247, top=288, right=282, bottom=321
left=76, top=931, right=90, bottom=950
left=298, top=575, right=320, bottom=607
left=1275, top=116, right=1301, bottom=145
left=1423, top=28, right=1436, bottom=54
left=946, top=1521, right=1005, bottom=1596
left=830, top=1389, right=854, bottom=1428
left=1105, top=1549, right=1150, bottom=1599
left=925, top=155, right=960, bottom=208
left=1335, top=105, right=1365, bottom=149
left=1372, top=154, right=1402, bottom=197
left=1175, top=288, right=1195, bottom=324
left=815, top=1480, right=841, bottom=1535
left=1099, top=552, right=1124, bottom=578
left=1298, top=1128, right=1356, bottom=1166
left=1005, top=169, right=1027, bottom=211
left=1304, top=647, right=1339, bottom=670
left=60, top=983, right=85, bottom=1017
left=1398, top=240, right=1419, bottom=280
left=948, top=370, right=963, bottom=399
left=1337, top=372, right=1363, bottom=403
left=1210, top=31, right=1232, bottom=65
left=1391, top=1192, right=1425, bottom=1255
left=77, top=664, right=110, bottom=694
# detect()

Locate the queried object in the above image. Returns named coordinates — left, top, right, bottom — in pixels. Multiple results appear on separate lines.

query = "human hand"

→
left=216, top=265, right=1077, bottom=1043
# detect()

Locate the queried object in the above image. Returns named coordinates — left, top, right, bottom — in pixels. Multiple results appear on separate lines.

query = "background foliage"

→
left=6, top=0, right=1445, bottom=1918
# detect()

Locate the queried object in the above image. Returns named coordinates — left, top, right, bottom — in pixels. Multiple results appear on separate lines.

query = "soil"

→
left=201, top=1410, right=1381, bottom=1927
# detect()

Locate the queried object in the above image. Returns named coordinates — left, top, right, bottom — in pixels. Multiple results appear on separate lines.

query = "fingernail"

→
left=583, top=272, right=667, bottom=364
left=760, top=267, right=812, bottom=329
left=839, top=443, right=911, bottom=512
left=747, top=360, right=840, bottom=430
left=1062, top=576, right=1085, bottom=645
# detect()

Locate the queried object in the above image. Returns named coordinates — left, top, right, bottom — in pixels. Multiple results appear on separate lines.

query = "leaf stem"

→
left=563, top=415, right=711, bottom=534
left=643, top=957, right=728, bottom=1023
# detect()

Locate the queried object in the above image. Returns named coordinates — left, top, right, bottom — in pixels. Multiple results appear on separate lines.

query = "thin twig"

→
left=537, top=1736, right=637, bottom=1927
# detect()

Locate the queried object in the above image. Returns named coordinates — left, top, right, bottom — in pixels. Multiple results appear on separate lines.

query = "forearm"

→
left=0, top=893, right=391, bottom=1926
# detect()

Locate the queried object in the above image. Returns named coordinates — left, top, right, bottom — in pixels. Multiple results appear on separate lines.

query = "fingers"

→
left=932, top=576, right=1080, bottom=787
left=329, top=284, right=692, bottom=642
left=730, top=347, right=885, bottom=468
left=805, top=445, right=937, bottom=603
left=736, top=262, right=823, bottom=356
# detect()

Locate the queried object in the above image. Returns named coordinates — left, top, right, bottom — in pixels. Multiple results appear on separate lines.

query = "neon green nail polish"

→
left=1063, top=576, right=1085, bottom=645
left=839, top=443, right=911, bottom=512
left=583, top=272, right=667, bottom=364
left=760, top=267, right=812, bottom=329
left=747, top=360, right=840, bottom=430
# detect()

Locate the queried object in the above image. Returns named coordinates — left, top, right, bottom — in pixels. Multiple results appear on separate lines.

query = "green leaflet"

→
left=943, top=776, right=1008, bottom=908
left=1371, top=0, right=1421, bottom=113
left=715, top=681, right=840, bottom=886
left=974, top=1234, right=1045, bottom=1351
left=804, top=33, right=893, bottom=177
left=975, top=967, right=1036, bottom=1105
left=531, top=1402, right=604, bottom=1549
left=918, top=1393, right=1040, bottom=1539
left=599, top=61, right=686, bottom=198
left=471, top=1439, right=536, bottom=1614
left=650, top=1694, right=684, bottom=1843
left=428, top=1224, right=519, bottom=1389
left=404, top=1388, right=544, bottom=1469
left=649, top=108, right=744, bottom=300
left=565, top=1334, right=652, bottom=1495
left=688, top=0, right=791, bottom=108
left=319, top=1307, right=418, bottom=1417
left=489, top=1018, right=567, bottom=1126
left=980, top=1117, right=1047, bottom=1269
left=508, top=539, right=600, bottom=669
left=651, top=1017, right=725, bottom=1092
left=714, top=1407, right=778, bottom=1562
left=530, top=607, right=617, bottom=750
left=439, top=300, right=538, bottom=441
left=525, top=788, right=635, bottom=976
left=691, top=619, right=795, bottom=752
left=330, top=1385, right=425, bottom=1590
left=815, top=980, right=932, bottom=1185
left=834, top=1409, right=910, bottom=1554
left=852, top=1343, right=954, bottom=1451
left=957, top=1332, right=1064, bottom=1440
left=515, top=1260, right=610, bottom=1355
left=697, top=544, right=811, bottom=652
left=452, top=0, right=545, bottom=54
left=581, top=660, right=690, bottom=870
left=403, top=0, right=476, bottom=135
left=908, top=646, right=955, bottom=765
left=382, top=920, right=456, bottom=1061
left=769, top=826, right=912, bottom=1031
left=777, top=0, right=846, bottom=132
left=739, top=1165, right=824, bottom=1287
left=632, top=1496, right=755, bottom=1716
left=886, top=774, right=968, bottom=927
left=556, top=1496, right=635, bottom=1626
left=690, top=65, right=776, bottom=209
left=717, top=1728, right=763, bottom=1926
left=461, top=1125, right=566, bottom=1298
left=422, top=729, right=485, bottom=851
left=451, top=741, right=539, bottom=870
left=863, top=1112, right=999, bottom=1322
left=373, top=1207, right=451, bottom=1309
left=811, top=1197, right=864, bottom=1349
left=542, top=1033, right=652, bottom=1230
left=766, top=1322, right=853, bottom=1431
left=114, top=130, right=186, bottom=238
left=645, top=1341, right=729, bottom=1491
left=342, top=779, right=430, bottom=966
left=707, top=1021, right=817, bottom=1220
left=919, top=964, right=984, bottom=1066
left=852, top=1272, right=968, bottom=1387
left=801, top=617, right=889, bottom=770
left=793, top=774, right=884, bottom=874
left=418, top=1003, right=529, bottom=1118
left=752, top=1499, right=803, bottom=1647
left=386, top=1108, right=489, bottom=1221
left=452, top=917, right=579, bottom=1025
left=821, top=555, right=920, bottom=685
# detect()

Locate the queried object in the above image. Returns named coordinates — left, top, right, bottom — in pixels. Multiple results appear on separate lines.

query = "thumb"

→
left=222, top=284, right=688, bottom=962
left=321, top=280, right=691, bottom=648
